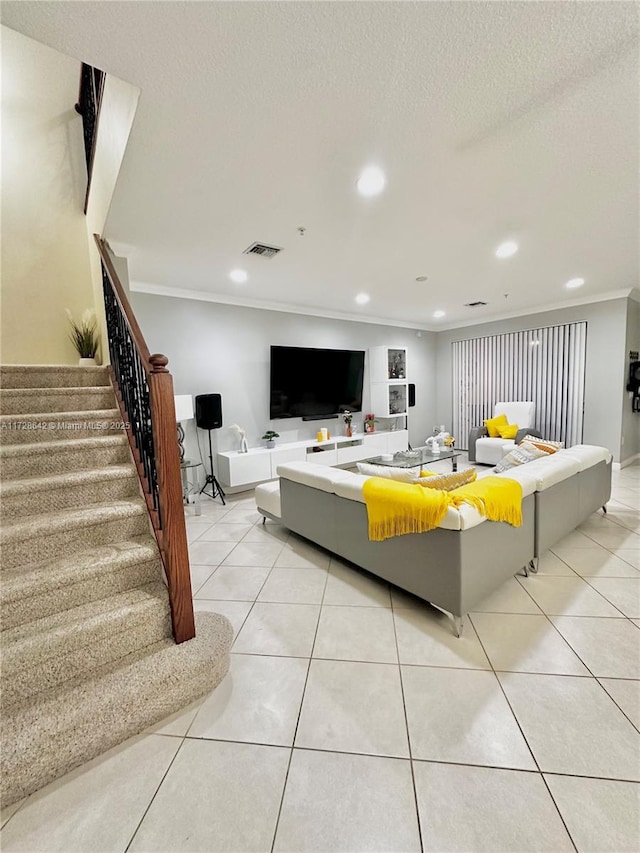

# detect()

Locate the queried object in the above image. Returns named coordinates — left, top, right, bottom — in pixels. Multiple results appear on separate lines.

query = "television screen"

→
left=270, top=346, right=365, bottom=420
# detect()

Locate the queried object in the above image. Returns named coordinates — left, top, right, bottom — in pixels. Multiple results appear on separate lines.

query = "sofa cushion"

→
left=563, top=444, right=613, bottom=470
left=495, top=401, right=535, bottom=429
left=492, top=466, right=538, bottom=498
left=517, top=454, right=581, bottom=490
left=356, top=462, right=419, bottom=483
left=255, top=480, right=282, bottom=518
left=484, top=413, right=508, bottom=437
left=277, top=462, right=352, bottom=493
left=475, top=437, right=515, bottom=465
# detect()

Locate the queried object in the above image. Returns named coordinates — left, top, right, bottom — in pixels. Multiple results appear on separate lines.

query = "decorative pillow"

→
left=417, top=467, right=477, bottom=491
left=497, top=423, right=518, bottom=439
left=357, top=462, right=419, bottom=483
left=494, top=444, right=548, bottom=472
left=484, top=413, right=508, bottom=438
left=520, top=435, right=564, bottom=454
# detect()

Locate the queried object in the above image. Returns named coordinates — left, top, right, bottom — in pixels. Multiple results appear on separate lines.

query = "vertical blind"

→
left=452, top=322, right=587, bottom=449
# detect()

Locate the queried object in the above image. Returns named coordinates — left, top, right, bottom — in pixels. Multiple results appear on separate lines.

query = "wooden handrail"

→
left=94, top=235, right=195, bottom=644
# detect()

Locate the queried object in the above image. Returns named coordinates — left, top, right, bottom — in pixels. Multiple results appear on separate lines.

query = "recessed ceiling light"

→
left=433, top=310, right=445, bottom=319
left=416, top=276, right=428, bottom=282
left=356, top=166, right=386, bottom=197
left=565, top=277, right=585, bottom=289
left=355, top=293, right=370, bottom=305
left=229, top=269, right=248, bottom=283
left=495, top=241, right=518, bottom=259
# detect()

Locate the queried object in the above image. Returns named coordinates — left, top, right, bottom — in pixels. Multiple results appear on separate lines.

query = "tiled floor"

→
left=2, top=461, right=639, bottom=852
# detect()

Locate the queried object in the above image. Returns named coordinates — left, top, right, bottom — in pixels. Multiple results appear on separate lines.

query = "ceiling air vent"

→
left=243, top=242, right=283, bottom=259
left=464, top=301, right=488, bottom=307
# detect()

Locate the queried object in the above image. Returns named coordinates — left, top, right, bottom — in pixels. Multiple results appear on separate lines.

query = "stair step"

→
left=0, top=612, right=233, bottom=808
left=0, top=435, right=131, bottom=480
left=0, top=499, right=150, bottom=571
left=0, top=386, right=116, bottom=415
left=1, top=583, right=172, bottom=708
left=0, top=365, right=110, bottom=389
left=0, top=409, right=123, bottom=445
left=0, top=537, right=161, bottom=630
left=0, top=465, right=140, bottom=522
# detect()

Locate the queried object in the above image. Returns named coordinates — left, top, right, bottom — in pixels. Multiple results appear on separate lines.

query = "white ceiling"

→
left=3, top=1, right=639, bottom=330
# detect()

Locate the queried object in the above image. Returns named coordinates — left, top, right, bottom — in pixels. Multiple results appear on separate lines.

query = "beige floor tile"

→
left=519, top=575, right=623, bottom=617
left=323, top=560, right=391, bottom=607
left=187, top=504, right=229, bottom=522
left=222, top=508, right=263, bottom=525
left=313, top=605, right=398, bottom=663
left=185, top=520, right=214, bottom=543
left=554, top=547, right=639, bottom=577
left=0, top=801, right=23, bottom=830
left=295, top=659, right=409, bottom=757
left=189, top=654, right=307, bottom=746
left=552, top=540, right=611, bottom=565
left=129, top=740, right=289, bottom=852
left=471, top=576, right=541, bottom=614
left=221, top=540, right=284, bottom=567
left=536, top=550, right=578, bottom=576
left=194, top=565, right=270, bottom=601
left=188, top=539, right=236, bottom=566
left=275, top=538, right=332, bottom=569
left=414, top=762, right=573, bottom=852
left=273, top=749, right=421, bottom=853
left=470, top=613, right=589, bottom=675
left=586, top=577, right=640, bottom=618
left=0, top=735, right=180, bottom=853
left=499, top=672, right=640, bottom=780
left=145, top=698, right=204, bottom=737
left=402, top=666, right=535, bottom=769
left=598, top=678, right=640, bottom=729
left=243, top=522, right=290, bottom=543
left=196, top=522, right=252, bottom=541
left=585, top=527, right=640, bottom=550
left=233, top=602, right=320, bottom=657
left=257, top=567, right=327, bottom=604
left=394, top=607, right=491, bottom=669
left=553, top=530, right=605, bottom=549
left=618, top=550, right=640, bottom=570
left=193, top=599, right=252, bottom=637
left=545, top=775, right=640, bottom=853
left=189, top=564, right=217, bottom=594
left=551, top=616, right=640, bottom=678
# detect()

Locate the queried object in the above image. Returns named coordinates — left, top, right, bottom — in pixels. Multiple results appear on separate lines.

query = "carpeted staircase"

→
left=0, top=365, right=232, bottom=807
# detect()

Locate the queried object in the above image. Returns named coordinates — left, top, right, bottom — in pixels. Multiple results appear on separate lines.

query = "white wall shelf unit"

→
left=369, top=346, right=409, bottom=421
left=217, top=429, right=408, bottom=487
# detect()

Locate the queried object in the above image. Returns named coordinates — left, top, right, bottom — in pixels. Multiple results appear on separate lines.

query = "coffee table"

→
left=365, top=447, right=461, bottom=472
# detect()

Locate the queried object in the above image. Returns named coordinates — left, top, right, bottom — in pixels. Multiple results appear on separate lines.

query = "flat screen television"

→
left=270, top=345, right=365, bottom=420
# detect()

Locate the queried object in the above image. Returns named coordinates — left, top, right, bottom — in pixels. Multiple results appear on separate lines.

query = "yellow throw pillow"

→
left=497, top=423, right=518, bottom=439
left=417, top=467, right=477, bottom=492
left=484, top=413, right=508, bottom=438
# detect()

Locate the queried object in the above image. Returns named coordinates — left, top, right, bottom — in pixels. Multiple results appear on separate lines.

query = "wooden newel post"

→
left=149, top=354, right=196, bottom=644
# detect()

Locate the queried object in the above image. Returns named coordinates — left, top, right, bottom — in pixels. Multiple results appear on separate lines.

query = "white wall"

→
left=1, top=26, right=94, bottom=364
left=130, top=292, right=437, bottom=462
left=621, top=296, right=640, bottom=464
left=435, top=298, right=630, bottom=462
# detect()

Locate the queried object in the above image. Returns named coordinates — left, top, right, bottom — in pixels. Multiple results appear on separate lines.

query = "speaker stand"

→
left=199, top=428, right=226, bottom=505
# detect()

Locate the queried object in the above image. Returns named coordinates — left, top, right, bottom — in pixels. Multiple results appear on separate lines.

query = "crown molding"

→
left=129, top=281, right=431, bottom=332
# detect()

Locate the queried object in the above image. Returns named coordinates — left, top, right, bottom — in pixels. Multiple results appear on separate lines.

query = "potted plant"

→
left=66, top=308, right=99, bottom=365
left=262, top=430, right=279, bottom=449
left=364, top=413, right=376, bottom=434
left=342, top=410, right=353, bottom=438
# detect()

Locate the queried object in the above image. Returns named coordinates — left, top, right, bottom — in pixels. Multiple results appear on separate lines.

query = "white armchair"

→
left=468, top=402, right=537, bottom=465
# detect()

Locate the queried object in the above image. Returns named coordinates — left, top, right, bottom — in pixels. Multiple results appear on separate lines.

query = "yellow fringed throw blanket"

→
left=362, top=475, right=522, bottom=542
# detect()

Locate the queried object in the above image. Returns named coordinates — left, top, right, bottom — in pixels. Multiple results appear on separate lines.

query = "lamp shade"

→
left=174, top=394, right=194, bottom=422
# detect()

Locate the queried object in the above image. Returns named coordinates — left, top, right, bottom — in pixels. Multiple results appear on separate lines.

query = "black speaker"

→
left=195, top=394, right=223, bottom=430
left=408, top=383, right=416, bottom=408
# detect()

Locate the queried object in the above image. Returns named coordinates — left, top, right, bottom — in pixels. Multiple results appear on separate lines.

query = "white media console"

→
left=217, top=429, right=409, bottom=488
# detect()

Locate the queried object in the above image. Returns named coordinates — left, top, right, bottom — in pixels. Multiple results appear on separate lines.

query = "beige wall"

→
left=1, top=26, right=94, bottom=365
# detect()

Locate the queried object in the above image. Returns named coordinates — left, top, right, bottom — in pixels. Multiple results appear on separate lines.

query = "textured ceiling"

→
left=2, top=1, right=639, bottom=329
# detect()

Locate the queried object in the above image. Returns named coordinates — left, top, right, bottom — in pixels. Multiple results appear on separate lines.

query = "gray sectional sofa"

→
left=255, top=445, right=612, bottom=635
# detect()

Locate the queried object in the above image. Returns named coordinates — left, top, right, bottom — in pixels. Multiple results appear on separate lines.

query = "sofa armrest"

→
left=515, top=427, right=543, bottom=445
left=467, top=426, right=488, bottom=462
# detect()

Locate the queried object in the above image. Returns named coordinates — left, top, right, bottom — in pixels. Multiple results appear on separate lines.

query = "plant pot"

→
left=78, top=357, right=97, bottom=366
left=365, top=423, right=375, bottom=433
left=266, top=440, right=276, bottom=449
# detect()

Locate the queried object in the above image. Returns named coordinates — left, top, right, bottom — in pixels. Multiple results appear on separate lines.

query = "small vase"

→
left=266, top=440, right=275, bottom=449
left=345, top=426, right=352, bottom=438
left=78, top=357, right=97, bottom=366
left=365, top=423, right=374, bottom=434
left=240, top=437, right=249, bottom=453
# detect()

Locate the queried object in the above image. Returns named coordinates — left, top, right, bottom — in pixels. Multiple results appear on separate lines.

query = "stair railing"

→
left=94, top=235, right=195, bottom=644
left=75, top=63, right=105, bottom=213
